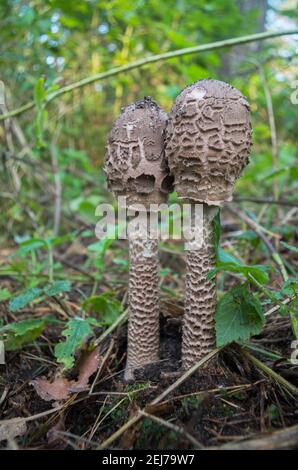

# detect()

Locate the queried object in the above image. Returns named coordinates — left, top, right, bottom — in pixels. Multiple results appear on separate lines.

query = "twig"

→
left=94, top=309, right=128, bottom=346
left=50, top=142, right=62, bottom=236
left=89, top=340, right=114, bottom=394
left=139, top=410, right=204, bottom=449
left=264, top=296, right=293, bottom=317
left=212, top=423, right=298, bottom=450
left=259, top=64, right=279, bottom=202
left=226, top=205, right=288, bottom=280
left=0, top=406, right=64, bottom=426
left=241, top=348, right=298, bottom=397
left=54, top=253, right=98, bottom=281
left=1, top=30, right=297, bottom=121
left=152, top=348, right=222, bottom=406
left=232, top=197, right=298, bottom=208
left=248, top=274, right=286, bottom=310
left=155, top=382, right=260, bottom=408
left=226, top=205, right=278, bottom=240
left=98, top=347, right=221, bottom=449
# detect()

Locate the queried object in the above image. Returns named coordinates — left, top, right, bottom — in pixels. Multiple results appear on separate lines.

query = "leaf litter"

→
left=31, top=348, right=100, bottom=401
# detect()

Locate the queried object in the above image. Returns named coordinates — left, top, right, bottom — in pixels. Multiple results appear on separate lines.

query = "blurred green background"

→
left=0, top=0, right=297, bottom=241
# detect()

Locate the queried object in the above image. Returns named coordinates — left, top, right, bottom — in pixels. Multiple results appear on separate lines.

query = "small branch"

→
left=139, top=410, right=204, bottom=449
left=94, top=309, right=128, bottom=346
left=212, top=423, right=298, bottom=450
left=50, top=142, right=62, bottom=236
left=1, top=30, right=297, bottom=121
left=241, top=348, right=298, bottom=397
left=226, top=205, right=288, bottom=280
left=226, top=205, right=278, bottom=242
left=232, top=197, right=298, bottom=208
left=248, top=274, right=286, bottom=310
left=264, top=297, right=293, bottom=317
left=98, top=347, right=221, bottom=449
left=89, top=340, right=114, bottom=394
left=259, top=65, right=279, bottom=201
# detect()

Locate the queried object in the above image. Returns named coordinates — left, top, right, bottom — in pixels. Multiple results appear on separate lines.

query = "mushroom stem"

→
left=124, top=232, right=160, bottom=382
left=182, top=204, right=218, bottom=369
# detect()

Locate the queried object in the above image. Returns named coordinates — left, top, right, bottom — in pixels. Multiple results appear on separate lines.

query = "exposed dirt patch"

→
left=1, top=309, right=297, bottom=450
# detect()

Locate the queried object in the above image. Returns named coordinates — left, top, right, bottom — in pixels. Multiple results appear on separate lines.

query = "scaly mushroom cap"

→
left=165, top=79, right=252, bottom=205
left=104, top=96, right=172, bottom=208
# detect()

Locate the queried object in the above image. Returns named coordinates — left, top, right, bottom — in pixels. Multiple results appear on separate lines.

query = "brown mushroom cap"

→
left=165, top=79, right=252, bottom=205
left=104, top=97, right=172, bottom=208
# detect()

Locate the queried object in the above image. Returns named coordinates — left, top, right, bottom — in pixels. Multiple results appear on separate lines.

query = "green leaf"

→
left=210, top=248, right=270, bottom=284
left=13, top=238, right=47, bottom=256
left=0, top=319, right=47, bottom=350
left=281, top=277, right=298, bottom=297
left=87, top=237, right=114, bottom=255
left=82, top=292, right=122, bottom=325
left=9, top=287, right=42, bottom=312
left=7, top=281, right=71, bottom=313
left=34, top=77, right=47, bottom=147
left=217, top=248, right=241, bottom=265
left=0, top=288, right=11, bottom=301
left=291, top=313, right=298, bottom=340
left=262, top=167, right=289, bottom=180
left=14, top=234, right=73, bottom=257
left=43, top=280, right=72, bottom=297
left=34, top=77, right=46, bottom=105
left=215, top=284, right=264, bottom=347
left=210, top=214, right=269, bottom=284
left=54, top=317, right=93, bottom=369
left=234, top=230, right=258, bottom=241
left=45, top=234, right=74, bottom=247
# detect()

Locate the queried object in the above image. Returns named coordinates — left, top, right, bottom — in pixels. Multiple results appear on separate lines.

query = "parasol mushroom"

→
left=104, top=97, right=171, bottom=381
left=165, top=79, right=252, bottom=369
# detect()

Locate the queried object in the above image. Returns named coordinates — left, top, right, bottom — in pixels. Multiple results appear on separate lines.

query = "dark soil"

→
left=1, top=305, right=297, bottom=450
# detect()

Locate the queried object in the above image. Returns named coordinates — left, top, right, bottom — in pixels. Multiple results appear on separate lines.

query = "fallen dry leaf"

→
left=31, top=377, right=71, bottom=401
left=70, top=348, right=100, bottom=392
left=31, top=348, right=100, bottom=401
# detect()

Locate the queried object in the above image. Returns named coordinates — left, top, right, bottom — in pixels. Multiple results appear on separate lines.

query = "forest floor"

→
left=0, top=208, right=297, bottom=450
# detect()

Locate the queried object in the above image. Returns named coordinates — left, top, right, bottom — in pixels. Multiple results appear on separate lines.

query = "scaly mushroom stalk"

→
left=166, top=79, right=252, bottom=369
left=183, top=206, right=218, bottom=369
left=104, top=97, right=171, bottom=381
left=126, top=233, right=159, bottom=381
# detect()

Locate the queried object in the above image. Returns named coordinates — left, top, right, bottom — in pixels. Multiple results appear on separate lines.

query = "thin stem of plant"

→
left=94, top=309, right=128, bottom=346
left=258, top=65, right=279, bottom=201
left=241, top=348, right=298, bottom=397
left=232, top=198, right=298, bottom=208
left=227, top=205, right=288, bottom=280
left=139, top=410, right=204, bottom=449
left=1, top=30, right=297, bottom=121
